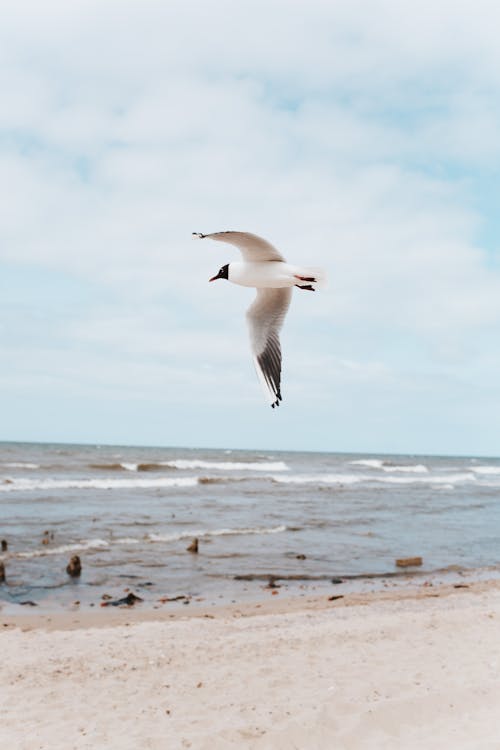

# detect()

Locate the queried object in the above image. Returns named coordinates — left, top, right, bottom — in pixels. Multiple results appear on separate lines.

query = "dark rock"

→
left=331, top=578, right=343, bottom=585
left=66, top=555, right=82, bottom=577
left=296, top=554, right=306, bottom=560
left=328, top=595, right=344, bottom=601
left=0, top=562, right=5, bottom=583
left=19, top=600, right=37, bottom=606
left=186, top=538, right=199, bottom=553
left=100, top=592, right=143, bottom=607
left=1, top=539, right=7, bottom=552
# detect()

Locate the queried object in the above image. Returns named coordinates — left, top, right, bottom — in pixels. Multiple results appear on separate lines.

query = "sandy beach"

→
left=3, top=580, right=500, bottom=749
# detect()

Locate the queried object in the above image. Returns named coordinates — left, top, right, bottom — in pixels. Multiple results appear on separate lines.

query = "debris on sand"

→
left=328, top=595, right=344, bottom=601
left=266, top=576, right=281, bottom=589
left=296, top=554, right=306, bottom=560
left=66, top=555, right=82, bottom=577
left=0, top=562, right=5, bottom=583
left=1, top=539, right=7, bottom=552
left=100, top=593, right=144, bottom=607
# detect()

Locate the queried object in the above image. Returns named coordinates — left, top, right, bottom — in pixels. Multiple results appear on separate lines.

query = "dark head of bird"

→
left=209, top=264, right=229, bottom=282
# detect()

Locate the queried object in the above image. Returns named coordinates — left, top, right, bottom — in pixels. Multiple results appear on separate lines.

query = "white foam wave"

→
left=13, top=526, right=289, bottom=558
left=350, top=459, right=384, bottom=468
left=0, top=476, right=199, bottom=492
left=121, top=462, right=139, bottom=471
left=3, top=462, right=40, bottom=469
left=161, top=459, right=289, bottom=472
left=273, top=472, right=476, bottom=486
left=148, top=525, right=287, bottom=542
left=472, top=466, right=500, bottom=475
left=273, top=474, right=361, bottom=485
left=382, top=464, right=428, bottom=473
left=350, top=459, right=428, bottom=473
left=376, top=473, right=476, bottom=485
left=17, top=539, right=109, bottom=558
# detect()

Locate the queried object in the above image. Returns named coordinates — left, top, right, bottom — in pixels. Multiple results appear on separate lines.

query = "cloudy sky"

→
left=1, top=0, right=500, bottom=455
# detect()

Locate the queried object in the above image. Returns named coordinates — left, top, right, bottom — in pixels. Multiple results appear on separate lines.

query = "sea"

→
left=1, top=441, right=500, bottom=612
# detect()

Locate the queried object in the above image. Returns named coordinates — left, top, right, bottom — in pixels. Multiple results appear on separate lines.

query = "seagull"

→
left=193, top=231, right=326, bottom=408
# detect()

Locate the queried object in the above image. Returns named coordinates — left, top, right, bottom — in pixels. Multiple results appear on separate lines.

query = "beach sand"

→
left=3, top=580, right=500, bottom=749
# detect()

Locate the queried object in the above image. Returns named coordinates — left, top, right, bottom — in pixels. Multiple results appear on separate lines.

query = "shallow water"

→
left=1, top=442, right=500, bottom=610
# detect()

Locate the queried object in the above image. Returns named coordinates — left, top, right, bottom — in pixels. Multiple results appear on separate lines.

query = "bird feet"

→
left=294, top=274, right=316, bottom=282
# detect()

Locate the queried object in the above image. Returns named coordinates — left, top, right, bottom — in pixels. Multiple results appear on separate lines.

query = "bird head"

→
left=209, top=264, right=229, bottom=282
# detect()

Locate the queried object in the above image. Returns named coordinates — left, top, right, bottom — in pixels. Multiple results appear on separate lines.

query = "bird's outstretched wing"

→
left=246, top=287, right=292, bottom=407
left=193, top=231, right=286, bottom=262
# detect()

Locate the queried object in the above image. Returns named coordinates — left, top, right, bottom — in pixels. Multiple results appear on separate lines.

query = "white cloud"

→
left=1, top=0, right=500, bottom=450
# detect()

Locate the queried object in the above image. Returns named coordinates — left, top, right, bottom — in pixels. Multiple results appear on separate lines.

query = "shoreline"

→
left=4, top=575, right=500, bottom=748
left=4, top=574, right=500, bottom=631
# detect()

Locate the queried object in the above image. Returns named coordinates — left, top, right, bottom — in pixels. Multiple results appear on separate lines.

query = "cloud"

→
left=1, top=0, right=500, bottom=451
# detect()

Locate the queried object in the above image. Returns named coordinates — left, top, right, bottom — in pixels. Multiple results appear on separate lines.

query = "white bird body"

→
left=193, top=230, right=326, bottom=407
left=228, top=261, right=306, bottom=289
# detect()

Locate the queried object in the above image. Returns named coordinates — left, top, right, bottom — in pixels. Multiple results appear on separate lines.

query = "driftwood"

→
left=395, top=556, right=423, bottom=568
left=66, top=555, right=82, bottom=577
left=186, top=538, right=199, bottom=554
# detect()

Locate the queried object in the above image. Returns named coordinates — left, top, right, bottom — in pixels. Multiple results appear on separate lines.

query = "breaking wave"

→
left=16, top=539, right=110, bottom=558
left=11, top=526, right=289, bottom=558
left=350, top=459, right=428, bottom=473
left=87, top=459, right=289, bottom=473
left=350, top=459, right=384, bottom=469
left=272, top=472, right=479, bottom=487
left=155, top=459, right=289, bottom=472
left=472, top=466, right=500, bottom=475
left=2, top=462, right=40, bottom=469
left=0, top=476, right=199, bottom=492
left=273, top=474, right=361, bottom=485
left=147, top=525, right=287, bottom=542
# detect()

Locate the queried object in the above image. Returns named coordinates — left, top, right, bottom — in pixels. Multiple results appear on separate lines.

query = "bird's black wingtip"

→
left=192, top=232, right=206, bottom=239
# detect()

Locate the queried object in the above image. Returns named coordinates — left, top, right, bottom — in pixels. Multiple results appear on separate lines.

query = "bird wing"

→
left=246, top=287, right=292, bottom=407
left=193, top=231, right=286, bottom=262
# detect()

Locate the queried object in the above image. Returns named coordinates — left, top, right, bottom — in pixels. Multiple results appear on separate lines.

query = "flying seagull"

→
left=193, top=231, right=326, bottom=408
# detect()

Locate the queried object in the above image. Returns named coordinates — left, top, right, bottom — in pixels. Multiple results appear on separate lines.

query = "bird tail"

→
left=295, top=267, right=328, bottom=290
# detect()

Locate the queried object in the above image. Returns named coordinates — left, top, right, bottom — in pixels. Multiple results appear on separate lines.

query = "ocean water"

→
left=1, top=442, right=500, bottom=611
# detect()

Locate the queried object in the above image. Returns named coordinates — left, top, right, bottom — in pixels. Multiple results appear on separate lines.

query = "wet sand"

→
left=3, top=579, right=500, bottom=748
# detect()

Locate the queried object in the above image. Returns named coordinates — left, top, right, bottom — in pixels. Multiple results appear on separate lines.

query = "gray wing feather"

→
left=246, top=288, right=292, bottom=407
left=193, top=231, right=286, bottom=262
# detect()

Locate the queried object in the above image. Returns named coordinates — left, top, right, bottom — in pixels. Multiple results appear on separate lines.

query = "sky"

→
left=1, top=0, right=500, bottom=455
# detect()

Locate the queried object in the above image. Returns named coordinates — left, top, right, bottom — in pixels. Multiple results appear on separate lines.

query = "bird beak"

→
left=209, top=274, right=218, bottom=282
